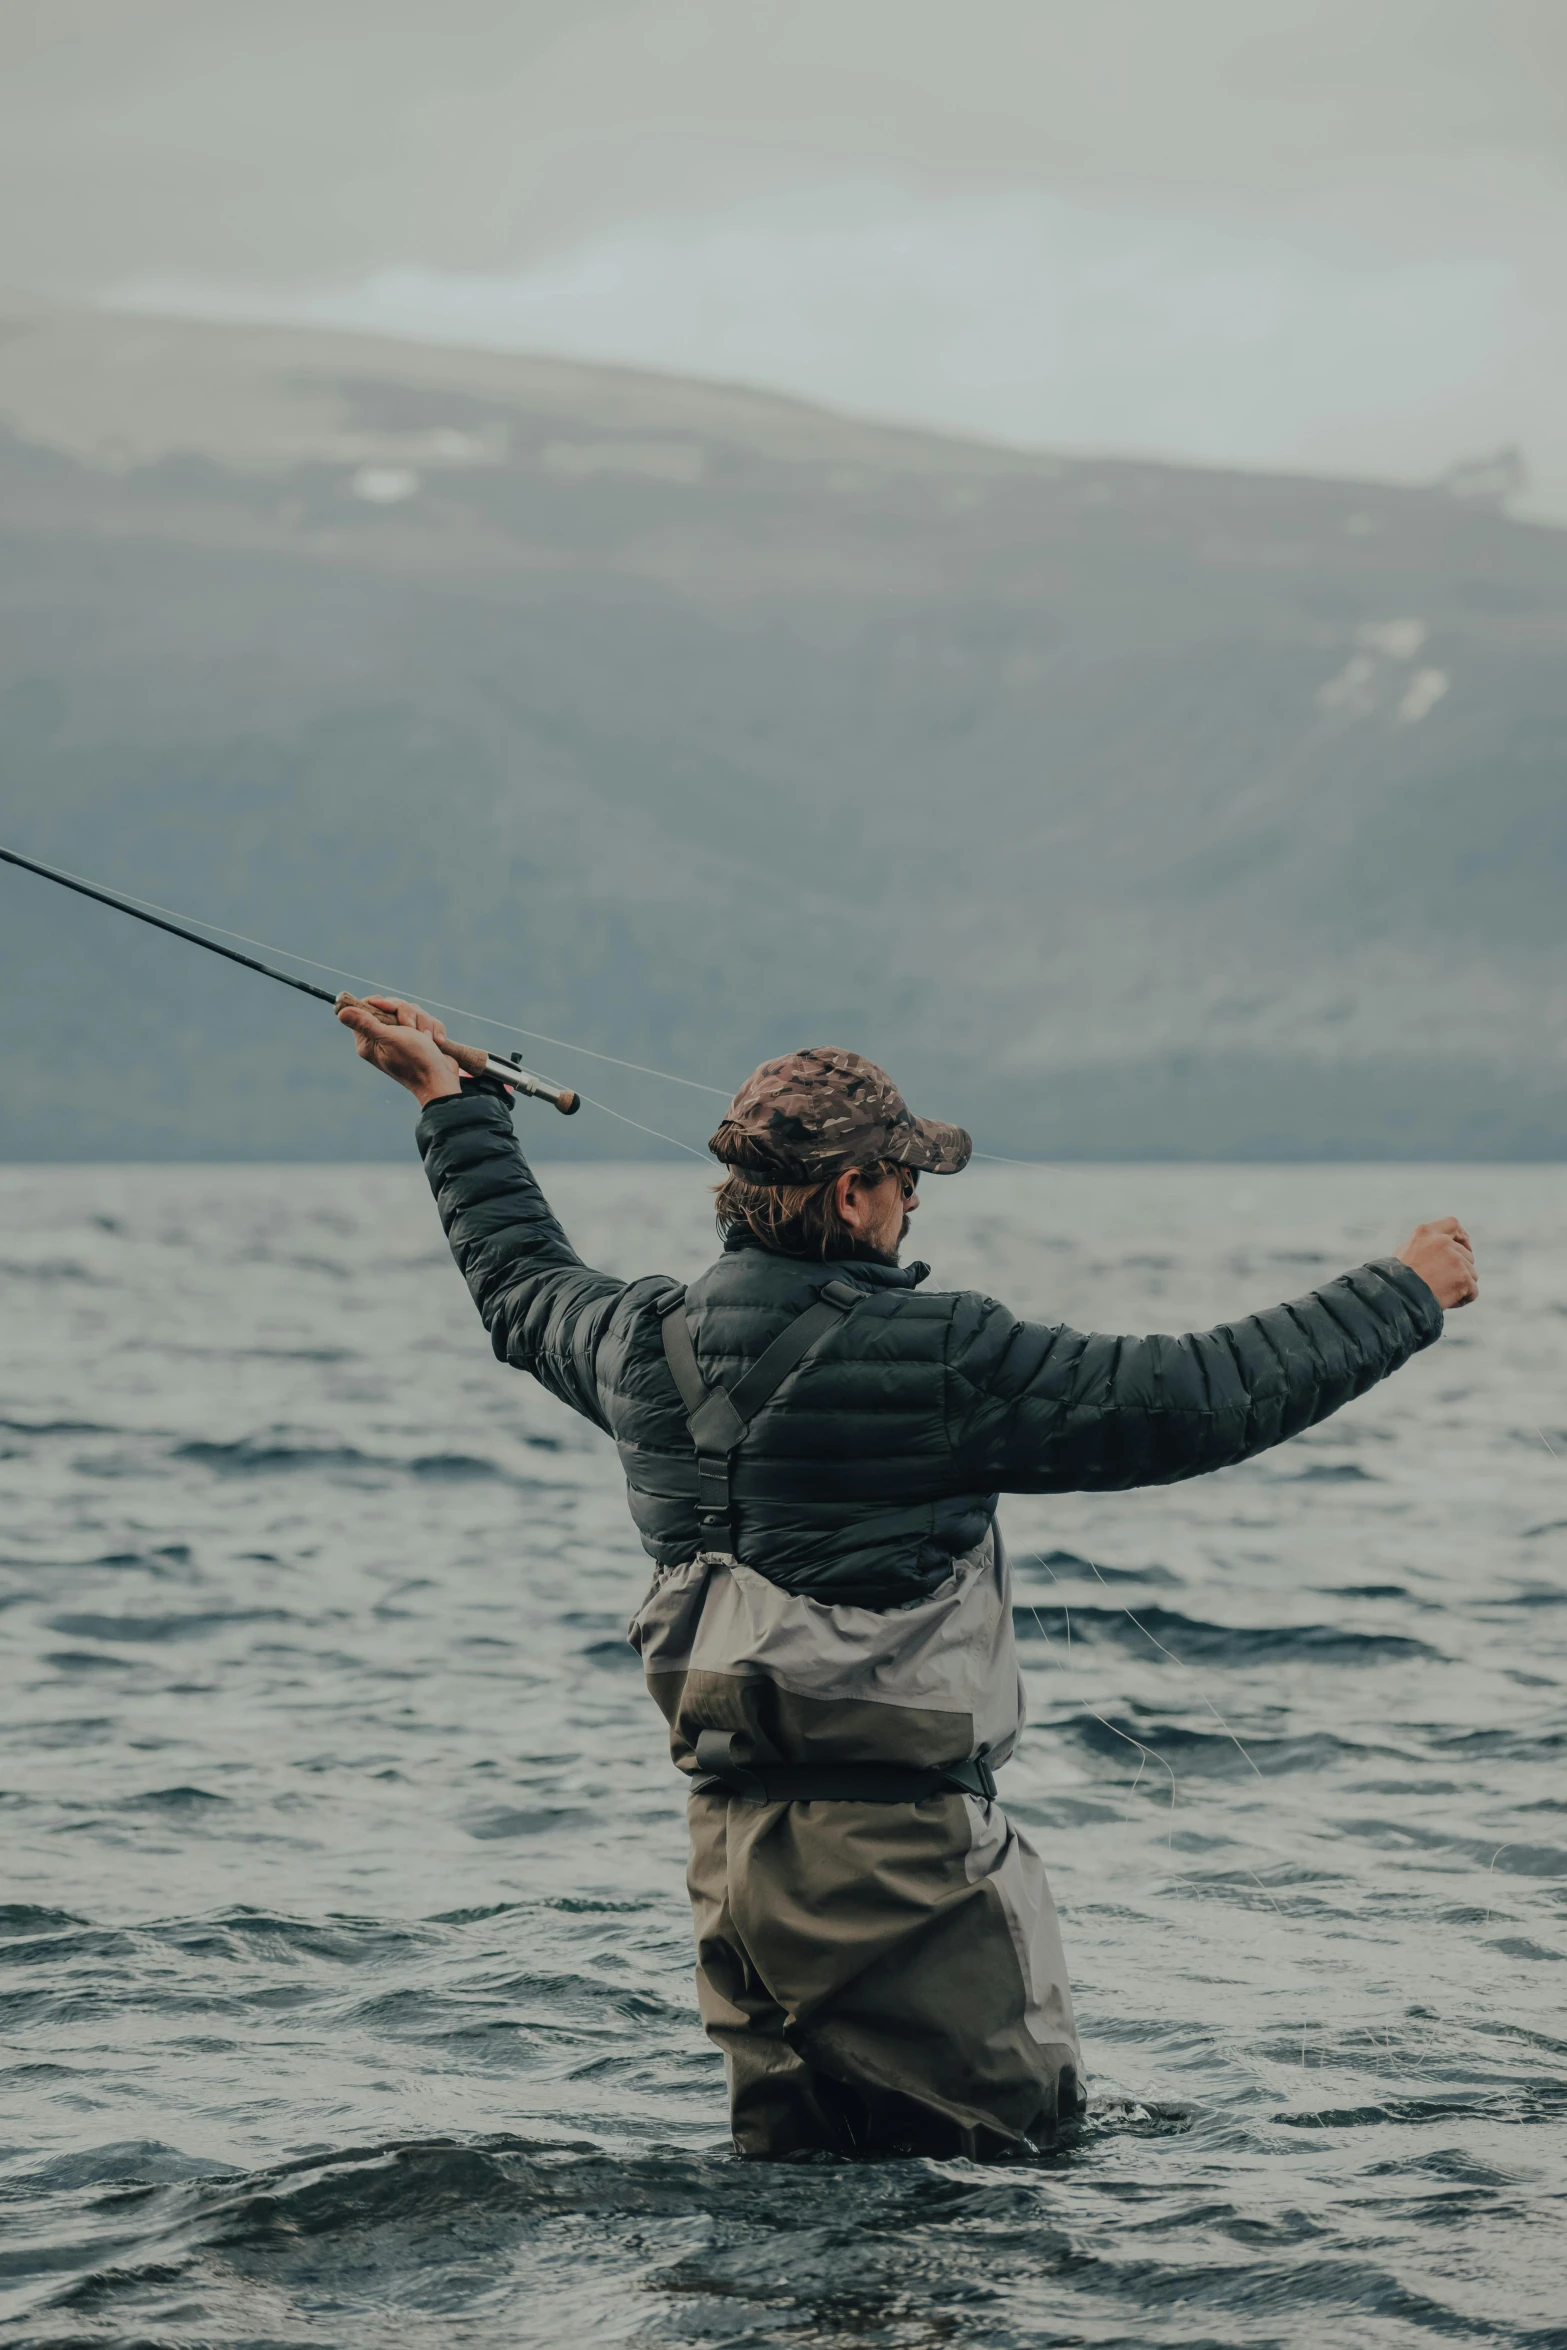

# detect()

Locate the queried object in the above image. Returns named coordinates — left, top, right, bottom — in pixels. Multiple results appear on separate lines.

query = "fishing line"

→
left=1037, top=1548, right=1269, bottom=1792
left=572, top=1094, right=713, bottom=1162
left=1083, top=1558, right=1267, bottom=1784
left=1025, top=1596, right=1178, bottom=1838
left=1032, top=1555, right=1294, bottom=1923
left=1092, top=1596, right=1306, bottom=1938
left=398, top=1009, right=733, bottom=1100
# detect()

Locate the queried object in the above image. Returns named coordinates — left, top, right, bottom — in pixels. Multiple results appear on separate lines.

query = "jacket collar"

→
left=721, top=1232, right=929, bottom=1288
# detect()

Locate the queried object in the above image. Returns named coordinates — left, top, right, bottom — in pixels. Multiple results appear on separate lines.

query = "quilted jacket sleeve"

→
left=944, top=1258, right=1444, bottom=1494
left=415, top=1091, right=626, bottom=1433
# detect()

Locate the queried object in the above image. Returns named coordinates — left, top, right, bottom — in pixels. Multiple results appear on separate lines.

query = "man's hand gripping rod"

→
left=334, top=993, right=580, bottom=1113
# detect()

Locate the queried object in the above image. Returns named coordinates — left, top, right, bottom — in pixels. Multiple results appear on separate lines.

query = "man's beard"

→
left=850, top=1209, right=911, bottom=1265
left=879, top=1210, right=912, bottom=1263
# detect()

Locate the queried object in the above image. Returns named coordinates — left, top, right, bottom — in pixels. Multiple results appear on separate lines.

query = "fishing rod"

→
left=0, top=844, right=580, bottom=1115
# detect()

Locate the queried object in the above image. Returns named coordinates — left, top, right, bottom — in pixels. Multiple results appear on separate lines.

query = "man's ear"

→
left=834, top=1168, right=864, bottom=1230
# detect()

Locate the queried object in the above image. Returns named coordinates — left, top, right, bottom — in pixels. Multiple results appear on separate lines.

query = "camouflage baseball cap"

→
left=709, top=1047, right=972, bottom=1183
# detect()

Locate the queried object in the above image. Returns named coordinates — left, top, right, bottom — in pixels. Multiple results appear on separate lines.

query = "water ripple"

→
left=2, top=1161, right=1564, bottom=2348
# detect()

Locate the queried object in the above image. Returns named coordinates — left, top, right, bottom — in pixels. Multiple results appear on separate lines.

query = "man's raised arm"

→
left=338, top=995, right=625, bottom=1431
left=945, top=1221, right=1476, bottom=1496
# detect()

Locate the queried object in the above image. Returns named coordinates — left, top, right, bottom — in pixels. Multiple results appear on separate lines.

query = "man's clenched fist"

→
left=1395, top=1216, right=1478, bottom=1311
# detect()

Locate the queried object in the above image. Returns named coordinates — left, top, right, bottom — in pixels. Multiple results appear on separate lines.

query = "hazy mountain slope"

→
left=1, top=298, right=1563, bottom=1160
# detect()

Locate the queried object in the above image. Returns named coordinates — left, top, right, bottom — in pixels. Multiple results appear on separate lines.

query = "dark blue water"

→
left=2, top=1162, right=1564, bottom=2347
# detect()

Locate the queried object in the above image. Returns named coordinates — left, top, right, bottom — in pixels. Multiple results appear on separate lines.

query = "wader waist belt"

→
left=690, top=1728, right=998, bottom=1806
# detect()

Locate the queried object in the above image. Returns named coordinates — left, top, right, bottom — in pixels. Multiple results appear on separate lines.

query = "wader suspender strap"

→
left=659, top=1278, right=862, bottom=1545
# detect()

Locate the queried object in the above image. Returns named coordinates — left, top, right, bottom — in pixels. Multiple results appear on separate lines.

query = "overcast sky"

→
left=4, top=0, right=1566, bottom=512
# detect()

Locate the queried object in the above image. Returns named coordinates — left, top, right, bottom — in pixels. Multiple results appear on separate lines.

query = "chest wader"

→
left=646, top=1284, right=1086, bottom=2162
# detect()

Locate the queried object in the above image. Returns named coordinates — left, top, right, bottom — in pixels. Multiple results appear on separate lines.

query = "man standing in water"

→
left=339, top=994, right=1477, bottom=2160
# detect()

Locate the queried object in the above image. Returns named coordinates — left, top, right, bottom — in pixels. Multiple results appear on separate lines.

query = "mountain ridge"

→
left=2, top=299, right=1563, bottom=1160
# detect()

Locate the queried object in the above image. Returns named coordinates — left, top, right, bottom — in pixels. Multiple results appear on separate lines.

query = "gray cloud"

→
left=4, top=1, right=1566, bottom=503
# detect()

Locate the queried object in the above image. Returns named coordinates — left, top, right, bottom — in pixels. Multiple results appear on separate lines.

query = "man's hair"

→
left=714, top=1163, right=901, bottom=1260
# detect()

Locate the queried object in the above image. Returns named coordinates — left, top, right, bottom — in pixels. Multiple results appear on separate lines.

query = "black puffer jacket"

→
left=418, top=1093, right=1444, bottom=1607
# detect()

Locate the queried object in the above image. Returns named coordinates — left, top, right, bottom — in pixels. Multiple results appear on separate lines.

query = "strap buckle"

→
left=695, top=1458, right=732, bottom=1527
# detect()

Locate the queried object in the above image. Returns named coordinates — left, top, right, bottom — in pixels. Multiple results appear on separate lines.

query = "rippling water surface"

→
left=2, top=1161, right=1564, bottom=2347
